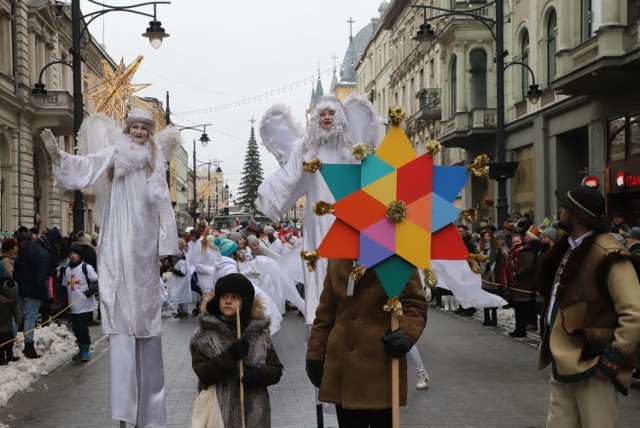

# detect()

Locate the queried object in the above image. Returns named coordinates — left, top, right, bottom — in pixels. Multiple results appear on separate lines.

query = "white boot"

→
left=450, top=297, right=459, bottom=312
left=442, top=296, right=450, bottom=311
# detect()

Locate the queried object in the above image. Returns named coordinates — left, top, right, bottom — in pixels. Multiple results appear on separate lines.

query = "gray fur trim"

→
left=191, top=315, right=273, bottom=427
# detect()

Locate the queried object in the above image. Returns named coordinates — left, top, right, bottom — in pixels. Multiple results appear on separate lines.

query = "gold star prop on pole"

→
left=82, top=55, right=154, bottom=121
left=198, top=179, right=215, bottom=199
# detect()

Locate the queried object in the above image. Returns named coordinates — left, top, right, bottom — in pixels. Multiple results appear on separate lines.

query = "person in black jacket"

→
left=14, top=228, right=63, bottom=358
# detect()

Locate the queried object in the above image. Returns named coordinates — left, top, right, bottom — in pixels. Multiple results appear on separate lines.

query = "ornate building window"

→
left=450, top=55, right=457, bottom=117
left=546, top=10, right=557, bottom=86
left=521, top=30, right=529, bottom=100
left=469, top=49, right=487, bottom=109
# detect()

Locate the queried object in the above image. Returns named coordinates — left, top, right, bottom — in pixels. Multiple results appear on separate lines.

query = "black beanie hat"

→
left=68, top=244, right=84, bottom=258
left=206, top=273, right=255, bottom=320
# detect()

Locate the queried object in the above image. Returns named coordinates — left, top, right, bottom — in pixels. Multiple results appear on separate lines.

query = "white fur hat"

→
left=125, top=107, right=156, bottom=131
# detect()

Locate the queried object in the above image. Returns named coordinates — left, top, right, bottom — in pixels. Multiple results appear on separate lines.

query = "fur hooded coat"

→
left=190, top=292, right=283, bottom=428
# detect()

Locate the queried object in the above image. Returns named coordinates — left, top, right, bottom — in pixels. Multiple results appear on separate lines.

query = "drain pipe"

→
left=11, top=0, right=22, bottom=226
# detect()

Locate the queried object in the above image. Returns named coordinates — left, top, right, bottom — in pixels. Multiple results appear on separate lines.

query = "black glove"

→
left=305, top=359, right=324, bottom=388
left=227, top=338, right=249, bottom=361
left=83, top=280, right=99, bottom=297
left=241, top=365, right=262, bottom=387
left=381, top=329, right=412, bottom=357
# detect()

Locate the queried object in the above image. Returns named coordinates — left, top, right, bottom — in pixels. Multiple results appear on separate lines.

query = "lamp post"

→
left=56, top=0, right=171, bottom=232
left=411, top=1, right=541, bottom=227
left=174, top=124, right=211, bottom=226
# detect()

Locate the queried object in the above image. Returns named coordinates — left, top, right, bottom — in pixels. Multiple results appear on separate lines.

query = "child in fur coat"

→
left=190, top=273, right=283, bottom=427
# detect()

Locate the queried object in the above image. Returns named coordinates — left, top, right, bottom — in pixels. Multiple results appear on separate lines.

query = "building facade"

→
left=355, top=0, right=640, bottom=227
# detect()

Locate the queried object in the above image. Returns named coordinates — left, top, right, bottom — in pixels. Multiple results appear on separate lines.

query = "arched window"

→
left=521, top=30, right=530, bottom=99
left=451, top=55, right=457, bottom=116
left=547, top=10, right=557, bottom=85
left=469, top=49, right=487, bottom=109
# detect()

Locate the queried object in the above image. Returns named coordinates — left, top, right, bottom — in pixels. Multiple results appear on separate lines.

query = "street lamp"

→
left=45, top=0, right=171, bottom=232
left=175, top=124, right=211, bottom=226
left=411, top=0, right=539, bottom=227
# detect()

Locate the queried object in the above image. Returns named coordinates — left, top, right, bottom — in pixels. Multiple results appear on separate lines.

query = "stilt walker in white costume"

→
left=256, top=93, right=382, bottom=328
left=41, top=107, right=182, bottom=427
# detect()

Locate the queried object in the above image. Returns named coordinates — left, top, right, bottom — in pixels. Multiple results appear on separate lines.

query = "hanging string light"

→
left=175, top=67, right=334, bottom=116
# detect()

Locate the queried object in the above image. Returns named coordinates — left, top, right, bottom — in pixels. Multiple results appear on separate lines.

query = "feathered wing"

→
left=343, top=92, right=384, bottom=150
left=259, top=104, right=305, bottom=167
left=155, top=126, right=184, bottom=161
left=76, top=113, right=122, bottom=228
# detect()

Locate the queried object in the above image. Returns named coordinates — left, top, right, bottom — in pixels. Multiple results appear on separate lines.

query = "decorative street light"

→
left=175, top=124, right=211, bottom=226
left=42, top=0, right=171, bottom=232
left=411, top=1, right=541, bottom=227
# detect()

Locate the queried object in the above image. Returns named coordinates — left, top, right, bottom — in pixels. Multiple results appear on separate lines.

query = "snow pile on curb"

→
left=0, top=323, right=76, bottom=407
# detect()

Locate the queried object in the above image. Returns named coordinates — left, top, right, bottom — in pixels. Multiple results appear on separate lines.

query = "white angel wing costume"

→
left=76, top=113, right=122, bottom=227
left=53, top=113, right=183, bottom=338
left=256, top=93, right=382, bottom=326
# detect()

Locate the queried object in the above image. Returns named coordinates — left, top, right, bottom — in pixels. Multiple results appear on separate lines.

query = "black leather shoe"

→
left=509, top=331, right=527, bottom=338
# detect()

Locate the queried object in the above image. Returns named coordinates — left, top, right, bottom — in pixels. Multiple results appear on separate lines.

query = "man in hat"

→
left=537, top=186, right=640, bottom=426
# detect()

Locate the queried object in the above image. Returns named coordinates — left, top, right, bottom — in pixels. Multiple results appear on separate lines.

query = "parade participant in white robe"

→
left=168, top=254, right=191, bottom=318
left=256, top=94, right=381, bottom=327
left=194, top=227, right=220, bottom=295
left=41, top=107, right=182, bottom=428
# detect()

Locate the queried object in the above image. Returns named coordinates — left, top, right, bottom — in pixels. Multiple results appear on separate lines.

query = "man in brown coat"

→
left=538, top=186, right=640, bottom=427
left=306, top=259, right=427, bottom=427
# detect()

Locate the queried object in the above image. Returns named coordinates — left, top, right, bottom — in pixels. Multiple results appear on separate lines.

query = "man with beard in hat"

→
left=14, top=227, right=63, bottom=358
left=537, top=186, right=640, bottom=426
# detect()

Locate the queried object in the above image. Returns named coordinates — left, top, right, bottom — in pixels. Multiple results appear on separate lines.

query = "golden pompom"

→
left=425, top=140, right=441, bottom=158
left=300, top=250, right=321, bottom=272
left=459, top=208, right=478, bottom=223
left=422, top=267, right=438, bottom=289
left=383, top=297, right=403, bottom=318
left=312, top=201, right=334, bottom=216
left=303, top=158, right=323, bottom=173
left=467, top=253, right=489, bottom=274
left=350, top=264, right=366, bottom=281
left=388, top=106, right=406, bottom=126
left=386, top=200, right=407, bottom=223
left=466, top=154, right=490, bottom=177
left=351, top=142, right=371, bottom=161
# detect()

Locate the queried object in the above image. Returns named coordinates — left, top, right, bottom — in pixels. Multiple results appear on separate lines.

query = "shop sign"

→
left=614, top=170, right=640, bottom=188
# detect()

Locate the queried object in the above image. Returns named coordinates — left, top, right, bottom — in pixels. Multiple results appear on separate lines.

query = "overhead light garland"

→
left=174, top=67, right=335, bottom=116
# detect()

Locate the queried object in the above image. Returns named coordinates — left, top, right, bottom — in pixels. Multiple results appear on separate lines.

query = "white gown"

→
left=257, top=141, right=349, bottom=325
left=53, top=137, right=178, bottom=338
left=169, top=259, right=191, bottom=304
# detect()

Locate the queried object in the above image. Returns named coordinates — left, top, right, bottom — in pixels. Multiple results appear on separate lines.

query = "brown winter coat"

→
left=306, top=259, right=427, bottom=409
left=538, top=233, right=640, bottom=394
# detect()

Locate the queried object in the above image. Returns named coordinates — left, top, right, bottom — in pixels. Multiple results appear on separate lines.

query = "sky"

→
left=80, top=0, right=385, bottom=197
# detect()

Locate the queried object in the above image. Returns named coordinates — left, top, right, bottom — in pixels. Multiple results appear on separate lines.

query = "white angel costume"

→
left=198, top=255, right=283, bottom=335
left=256, top=93, right=382, bottom=325
left=47, top=109, right=181, bottom=428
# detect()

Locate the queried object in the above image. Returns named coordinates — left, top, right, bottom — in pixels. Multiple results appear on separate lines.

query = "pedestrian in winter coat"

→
left=538, top=186, right=640, bottom=426
left=13, top=227, right=63, bottom=359
left=306, top=259, right=427, bottom=427
left=0, top=278, right=23, bottom=365
left=1, top=238, right=18, bottom=279
left=190, top=273, right=283, bottom=427
left=63, top=244, right=98, bottom=362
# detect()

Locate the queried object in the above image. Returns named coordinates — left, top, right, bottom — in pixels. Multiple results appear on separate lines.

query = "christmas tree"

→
left=237, top=123, right=264, bottom=213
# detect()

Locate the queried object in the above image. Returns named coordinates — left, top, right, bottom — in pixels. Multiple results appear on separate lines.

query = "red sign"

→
left=581, top=175, right=600, bottom=188
left=614, top=170, right=640, bottom=188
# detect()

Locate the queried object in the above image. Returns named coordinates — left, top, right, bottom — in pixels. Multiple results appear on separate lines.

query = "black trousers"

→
left=336, top=405, right=392, bottom=428
left=70, top=312, right=93, bottom=346
left=0, top=331, right=13, bottom=354
left=512, top=300, right=534, bottom=334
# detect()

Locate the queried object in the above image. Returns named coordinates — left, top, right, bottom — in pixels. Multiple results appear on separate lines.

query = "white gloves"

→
left=41, top=129, right=61, bottom=165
